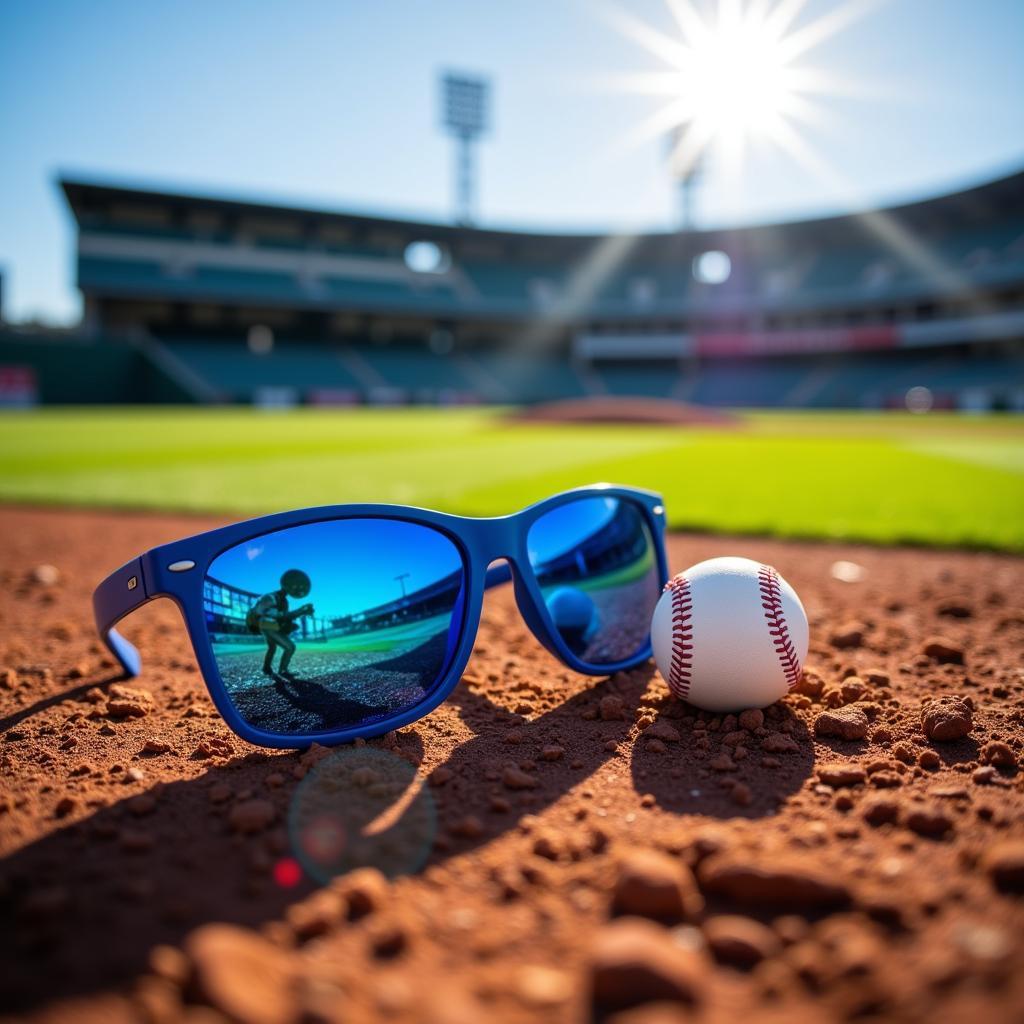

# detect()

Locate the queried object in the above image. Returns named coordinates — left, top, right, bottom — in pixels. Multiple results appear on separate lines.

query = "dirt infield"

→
left=2, top=506, right=1023, bottom=1023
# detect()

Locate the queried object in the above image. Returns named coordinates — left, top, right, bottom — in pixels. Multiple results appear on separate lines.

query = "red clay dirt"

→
left=1, top=505, right=1023, bottom=1023
left=510, top=397, right=739, bottom=426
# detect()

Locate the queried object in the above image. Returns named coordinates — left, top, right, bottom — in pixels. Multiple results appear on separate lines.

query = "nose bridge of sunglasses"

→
left=478, top=555, right=552, bottom=653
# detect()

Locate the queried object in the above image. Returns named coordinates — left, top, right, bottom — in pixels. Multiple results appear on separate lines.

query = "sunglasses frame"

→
left=94, top=484, right=668, bottom=748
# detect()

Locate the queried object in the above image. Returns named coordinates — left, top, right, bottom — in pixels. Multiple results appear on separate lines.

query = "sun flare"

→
left=603, top=0, right=883, bottom=182
left=672, top=10, right=795, bottom=150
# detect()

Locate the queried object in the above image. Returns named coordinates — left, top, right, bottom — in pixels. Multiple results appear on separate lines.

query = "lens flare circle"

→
left=301, top=814, right=348, bottom=864
left=905, top=385, right=934, bottom=414
left=404, top=240, right=450, bottom=275
left=693, top=249, right=731, bottom=284
left=272, top=857, right=303, bottom=888
left=288, top=746, right=436, bottom=884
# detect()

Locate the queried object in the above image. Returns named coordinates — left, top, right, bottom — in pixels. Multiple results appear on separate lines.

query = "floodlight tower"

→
left=664, top=123, right=704, bottom=231
left=441, top=71, right=491, bottom=225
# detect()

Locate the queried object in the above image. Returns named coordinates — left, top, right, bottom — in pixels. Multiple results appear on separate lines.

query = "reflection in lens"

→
left=528, top=497, right=660, bottom=665
left=204, top=518, right=465, bottom=736
left=289, top=747, right=436, bottom=882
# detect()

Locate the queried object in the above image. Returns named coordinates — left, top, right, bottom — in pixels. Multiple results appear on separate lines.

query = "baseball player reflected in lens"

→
left=204, top=519, right=466, bottom=737
left=247, top=568, right=315, bottom=678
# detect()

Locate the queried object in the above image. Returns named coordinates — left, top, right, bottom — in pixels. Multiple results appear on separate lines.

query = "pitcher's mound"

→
left=513, top=396, right=738, bottom=426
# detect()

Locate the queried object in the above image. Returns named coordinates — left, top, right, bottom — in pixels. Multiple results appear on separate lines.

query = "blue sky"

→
left=1, top=0, right=1022, bottom=323
left=208, top=497, right=623, bottom=617
left=528, top=495, right=618, bottom=567
left=209, top=518, right=464, bottom=618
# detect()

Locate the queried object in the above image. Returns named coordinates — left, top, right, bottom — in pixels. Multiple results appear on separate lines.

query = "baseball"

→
left=650, top=556, right=809, bottom=712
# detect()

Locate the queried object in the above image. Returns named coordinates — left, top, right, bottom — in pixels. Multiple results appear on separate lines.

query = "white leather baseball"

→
left=650, top=556, right=809, bottom=712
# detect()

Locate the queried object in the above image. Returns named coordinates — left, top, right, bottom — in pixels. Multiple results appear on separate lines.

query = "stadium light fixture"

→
left=440, top=72, right=491, bottom=225
left=665, top=122, right=704, bottom=229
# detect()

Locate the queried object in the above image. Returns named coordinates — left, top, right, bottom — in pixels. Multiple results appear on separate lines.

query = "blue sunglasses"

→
left=93, top=485, right=668, bottom=748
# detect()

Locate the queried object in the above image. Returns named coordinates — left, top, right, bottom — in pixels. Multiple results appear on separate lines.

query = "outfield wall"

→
left=0, top=332, right=195, bottom=405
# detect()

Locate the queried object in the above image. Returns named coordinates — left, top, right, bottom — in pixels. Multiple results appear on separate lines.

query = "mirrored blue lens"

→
left=527, top=496, right=660, bottom=666
left=204, top=518, right=465, bottom=736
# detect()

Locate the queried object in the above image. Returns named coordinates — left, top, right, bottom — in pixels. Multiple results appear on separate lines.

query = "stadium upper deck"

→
left=62, top=171, right=1024, bottom=346
left=3, top=170, right=1012, bottom=408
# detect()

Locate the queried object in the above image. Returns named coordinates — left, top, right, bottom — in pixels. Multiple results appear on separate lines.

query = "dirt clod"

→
left=738, top=709, right=764, bottom=731
left=983, top=842, right=1024, bottom=892
left=861, top=797, right=901, bottom=826
left=814, top=706, right=869, bottom=741
left=105, top=685, right=153, bottom=718
left=831, top=623, right=865, bottom=649
left=227, top=799, right=276, bottom=834
left=922, top=636, right=965, bottom=664
left=600, top=695, right=627, bottom=721
left=980, top=741, right=1015, bottom=768
left=698, top=853, right=851, bottom=910
left=703, top=915, right=781, bottom=968
left=588, top=917, right=705, bottom=1009
left=762, top=731, right=800, bottom=753
left=920, top=696, right=973, bottom=742
left=185, top=923, right=297, bottom=1024
left=502, top=765, right=537, bottom=790
left=818, top=763, right=867, bottom=788
left=612, top=848, right=704, bottom=922
left=905, top=806, right=953, bottom=838
left=339, top=868, right=389, bottom=918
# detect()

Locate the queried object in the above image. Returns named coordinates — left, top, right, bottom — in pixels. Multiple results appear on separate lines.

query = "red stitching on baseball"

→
left=758, top=564, right=802, bottom=689
left=663, top=575, right=693, bottom=700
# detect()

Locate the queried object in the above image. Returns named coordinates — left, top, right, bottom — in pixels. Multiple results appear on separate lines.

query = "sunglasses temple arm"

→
left=484, top=562, right=512, bottom=590
left=93, top=557, right=148, bottom=678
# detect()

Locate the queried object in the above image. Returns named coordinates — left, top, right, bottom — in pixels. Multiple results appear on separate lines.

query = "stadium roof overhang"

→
left=60, top=167, right=1024, bottom=260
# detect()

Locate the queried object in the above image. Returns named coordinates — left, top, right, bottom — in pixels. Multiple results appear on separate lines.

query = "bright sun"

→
left=605, top=0, right=880, bottom=181
left=681, top=15, right=793, bottom=142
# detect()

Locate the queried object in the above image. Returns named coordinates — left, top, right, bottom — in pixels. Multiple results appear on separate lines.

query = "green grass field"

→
left=1, top=407, right=1022, bottom=551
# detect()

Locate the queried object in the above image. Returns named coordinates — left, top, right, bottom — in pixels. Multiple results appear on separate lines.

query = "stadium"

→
left=3, top=3, right=1024, bottom=1022
left=2, top=167, right=1022, bottom=410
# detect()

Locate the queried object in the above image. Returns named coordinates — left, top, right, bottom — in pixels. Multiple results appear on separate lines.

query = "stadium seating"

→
left=42, top=172, right=1024, bottom=410
left=689, top=360, right=813, bottom=407
left=356, top=347, right=476, bottom=396
left=596, top=362, right=685, bottom=398
left=7, top=325, right=1021, bottom=408
left=166, top=340, right=362, bottom=402
left=162, top=339, right=595, bottom=404
left=468, top=350, right=591, bottom=403
left=591, top=352, right=1024, bottom=408
left=75, top=220, right=1024, bottom=317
